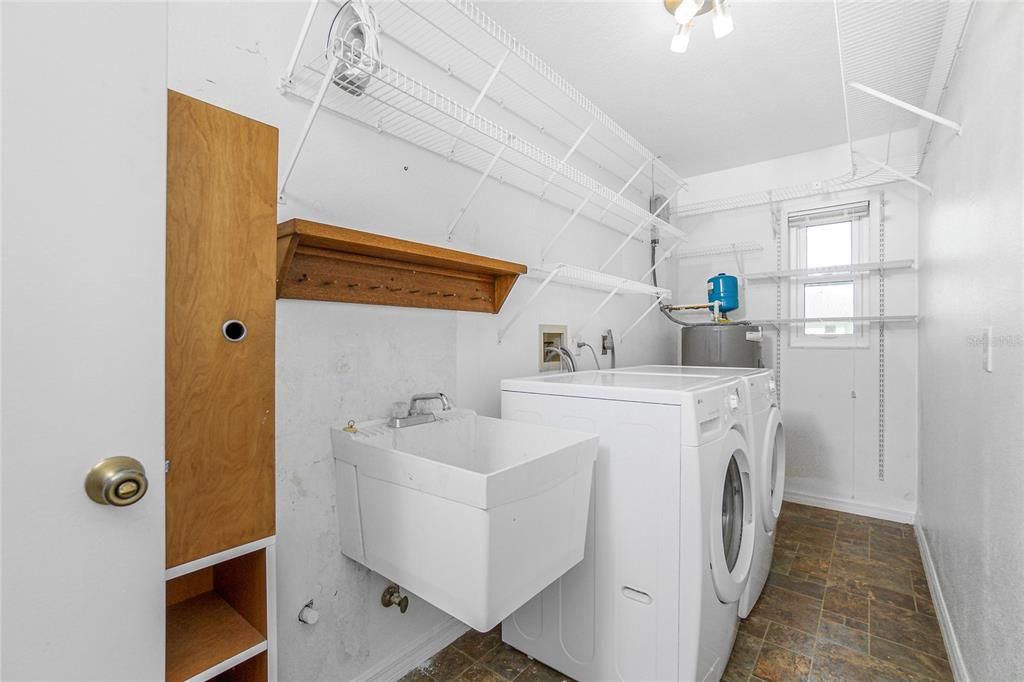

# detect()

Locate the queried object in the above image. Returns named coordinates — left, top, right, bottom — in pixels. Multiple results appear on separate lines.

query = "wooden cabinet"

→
left=166, top=90, right=277, bottom=568
left=166, top=91, right=278, bottom=681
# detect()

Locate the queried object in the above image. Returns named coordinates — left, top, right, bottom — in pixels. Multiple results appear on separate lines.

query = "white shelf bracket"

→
left=278, top=54, right=341, bottom=203
left=621, top=294, right=668, bottom=342
left=577, top=287, right=622, bottom=335
left=638, top=237, right=682, bottom=284
left=449, top=48, right=511, bottom=159
left=497, top=265, right=565, bottom=343
left=447, top=146, right=505, bottom=241
left=598, top=193, right=672, bottom=272
left=854, top=153, right=933, bottom=195
left=542, top=193, right=593, bottom=262
left=282, top=0, right=321, bottom=88
left=540, top=120, right=595, bottom=199
left=848, top=81, right=962, bottom=135
left=595, top=158, right=651, bottom=225
left=541, top=158, right=652, bottom=262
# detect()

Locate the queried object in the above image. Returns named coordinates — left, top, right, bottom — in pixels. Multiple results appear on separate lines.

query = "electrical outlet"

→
left=983, top=326, right=993, bottom=373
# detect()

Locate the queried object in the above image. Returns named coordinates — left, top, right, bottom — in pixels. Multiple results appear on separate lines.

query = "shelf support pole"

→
left=447, top=146, right=505, bottom=241
left=278, top=54, right=341, bottom=203
left=541, top=192, right=594, bottom=262
left=448, top=48, right=511, bottom=159
left=848, top=81, right=962, bottom=135
left=638, top=237, right=682, bottom=282
left=497, top=265, right=565, bottom=343
left=541, top=159, right=650, bottom=262
left=539, top=120, right=595, bottom=198
left=577, top=286, right=623, bottom=335
left=621, top=295, right=668, bottom=342
left=854, top=153, right=934, bottom=194
left=598, top=193, right=672, bottom=272
left=282, top=0, right=320, bottom=87
left=594, top=158, right=651, bottom=224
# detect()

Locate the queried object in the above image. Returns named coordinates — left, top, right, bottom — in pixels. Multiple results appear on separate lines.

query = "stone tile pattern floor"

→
left=726, top=502, right=952, bottom=682
left=402, top=502, right=950, bottom=682
left=399, top=625, right=571, bottom=682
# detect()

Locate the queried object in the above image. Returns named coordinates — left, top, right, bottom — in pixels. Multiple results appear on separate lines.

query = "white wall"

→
left=676, top=132, right=920, bottom=521
left=168, top=3, right=676, bottom=679
left=916, top=4, right=1024, bottom=679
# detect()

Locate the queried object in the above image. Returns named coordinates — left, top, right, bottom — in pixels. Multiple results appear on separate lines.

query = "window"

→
left=788, top=201, right=870, bottom=347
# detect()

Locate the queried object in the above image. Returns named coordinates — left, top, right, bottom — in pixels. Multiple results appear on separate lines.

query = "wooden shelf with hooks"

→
left=276, top=219, right=527, bottom=313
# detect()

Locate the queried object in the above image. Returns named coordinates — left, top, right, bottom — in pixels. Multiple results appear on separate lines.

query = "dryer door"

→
left=760, top=408, right=785, bottom=533
left=709, top=428, right=756, bottom=603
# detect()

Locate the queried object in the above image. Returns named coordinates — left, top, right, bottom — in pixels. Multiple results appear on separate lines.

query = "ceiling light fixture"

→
left=663, top=0, right=733, bottom=52
left=712, top=0, right=734, bottom=38
left=673, top=0, right=704, bottom=24
left=670, top=21, right=695, bottom=53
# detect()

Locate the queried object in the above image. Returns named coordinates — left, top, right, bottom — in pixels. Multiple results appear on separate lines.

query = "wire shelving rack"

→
left=278, top=0, right=687, bottom=343
left=498, top=264, right=672, bottom=344
left=674, top=0, right=974, bottom=218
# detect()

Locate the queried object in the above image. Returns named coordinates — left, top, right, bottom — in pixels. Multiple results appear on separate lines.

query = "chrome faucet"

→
left=388, top=392, right=453, bottom=428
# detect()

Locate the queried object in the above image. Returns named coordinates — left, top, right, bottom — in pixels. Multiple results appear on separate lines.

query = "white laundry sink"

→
left=331, top=408, right=598, bottom=631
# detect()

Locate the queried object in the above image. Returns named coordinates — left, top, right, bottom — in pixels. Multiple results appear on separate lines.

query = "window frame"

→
left=786, top=199, right=872, bottom=349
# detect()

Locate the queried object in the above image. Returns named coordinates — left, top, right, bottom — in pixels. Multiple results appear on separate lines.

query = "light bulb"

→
left=712, top=0, right=734, bottom=38
left=670, top=21, right=694, bottom=53
left=674, top=0, right=704, bottom=24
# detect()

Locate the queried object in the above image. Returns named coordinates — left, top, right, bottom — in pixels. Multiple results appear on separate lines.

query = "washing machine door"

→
left=760, top=408, right=785, bottom=534
left=709, top=428, right=756, bottom=603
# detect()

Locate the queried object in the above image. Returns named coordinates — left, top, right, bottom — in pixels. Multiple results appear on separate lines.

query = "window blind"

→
left=787, top=201, right=870, bottom=229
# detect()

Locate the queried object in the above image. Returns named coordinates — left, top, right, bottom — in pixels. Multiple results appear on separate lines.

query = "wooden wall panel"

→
left=166, top=91, right=277, bottom=567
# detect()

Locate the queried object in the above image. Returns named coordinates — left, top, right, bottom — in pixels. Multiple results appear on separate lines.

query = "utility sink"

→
left=331, top=408, right=598, bottom=631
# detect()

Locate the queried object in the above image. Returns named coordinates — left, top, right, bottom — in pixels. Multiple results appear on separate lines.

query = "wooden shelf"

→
left=167, top=592, right=266, bottom=682
left=167, top=548, right=269, bottom=682
left=277, top=219, right=527, bottom=314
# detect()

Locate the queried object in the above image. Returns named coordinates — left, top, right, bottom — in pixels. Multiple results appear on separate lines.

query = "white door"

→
left=1, top=2, right=168, bottom=679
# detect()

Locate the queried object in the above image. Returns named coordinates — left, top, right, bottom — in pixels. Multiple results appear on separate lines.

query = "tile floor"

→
left=400, top=626, right=570, bottom=682
left=726, top=502, right=951, bottom=682
left=402, top=502, right=950, bottom=682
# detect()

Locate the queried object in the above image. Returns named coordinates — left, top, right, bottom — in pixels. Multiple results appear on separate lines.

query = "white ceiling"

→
left=480, top=1, right=852, bottom=178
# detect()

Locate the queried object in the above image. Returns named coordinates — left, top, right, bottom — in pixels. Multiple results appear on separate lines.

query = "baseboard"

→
left=353, top=616, right=469, bottom=682
left=782, top=490, right=916, bottom=524
left=915, top=523, right=969, bottom=682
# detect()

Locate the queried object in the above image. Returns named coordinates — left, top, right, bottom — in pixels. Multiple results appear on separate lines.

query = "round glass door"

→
left=722, top=456, right=744, bottom=572
left=760, top=409, right=785, bottom=533
left=709, top=428, right=755, bottom=604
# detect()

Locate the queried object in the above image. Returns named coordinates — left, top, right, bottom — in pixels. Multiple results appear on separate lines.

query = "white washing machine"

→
left=610, top=366, right=785, bottom=618
left=500, top=371, right=756, bottom=681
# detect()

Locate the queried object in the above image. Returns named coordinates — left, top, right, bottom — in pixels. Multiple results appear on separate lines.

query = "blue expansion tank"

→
left=707, top=273, right=739, bottom=313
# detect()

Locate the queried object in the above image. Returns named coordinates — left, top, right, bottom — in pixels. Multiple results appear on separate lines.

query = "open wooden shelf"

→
left=167, top=549, right=268, bottom=682
left=277, top=219, right=527, bottom=314
left=167, top=593, right=266, bottom=682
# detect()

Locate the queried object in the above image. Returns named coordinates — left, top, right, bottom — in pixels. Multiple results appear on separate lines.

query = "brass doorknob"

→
left=84, top=456, right=149, bottom=507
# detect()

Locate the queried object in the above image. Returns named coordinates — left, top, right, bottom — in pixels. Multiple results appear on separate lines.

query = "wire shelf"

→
left=371, top=0, right=685, bottom=203
left=283, top=44, right=683, bottom=242
left=280, top=0, right=685, bottom=245
left=498, top=262, right=670, bottom=343
left=677, top=241, right=763, bottom=260
left=744, top=315, right=918, bottom=326
left=675, top=153, right=925, bottom=217
left=744, top=259, right=916, bottom=281
left=674, top=1, right=973, bottom=218
left=527, top=263, right=671, bottom=298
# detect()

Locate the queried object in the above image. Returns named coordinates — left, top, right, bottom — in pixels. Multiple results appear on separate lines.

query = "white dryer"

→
left=610, top=366, right=785, bottom=618
left=500, top=371, right=756, bottom=681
